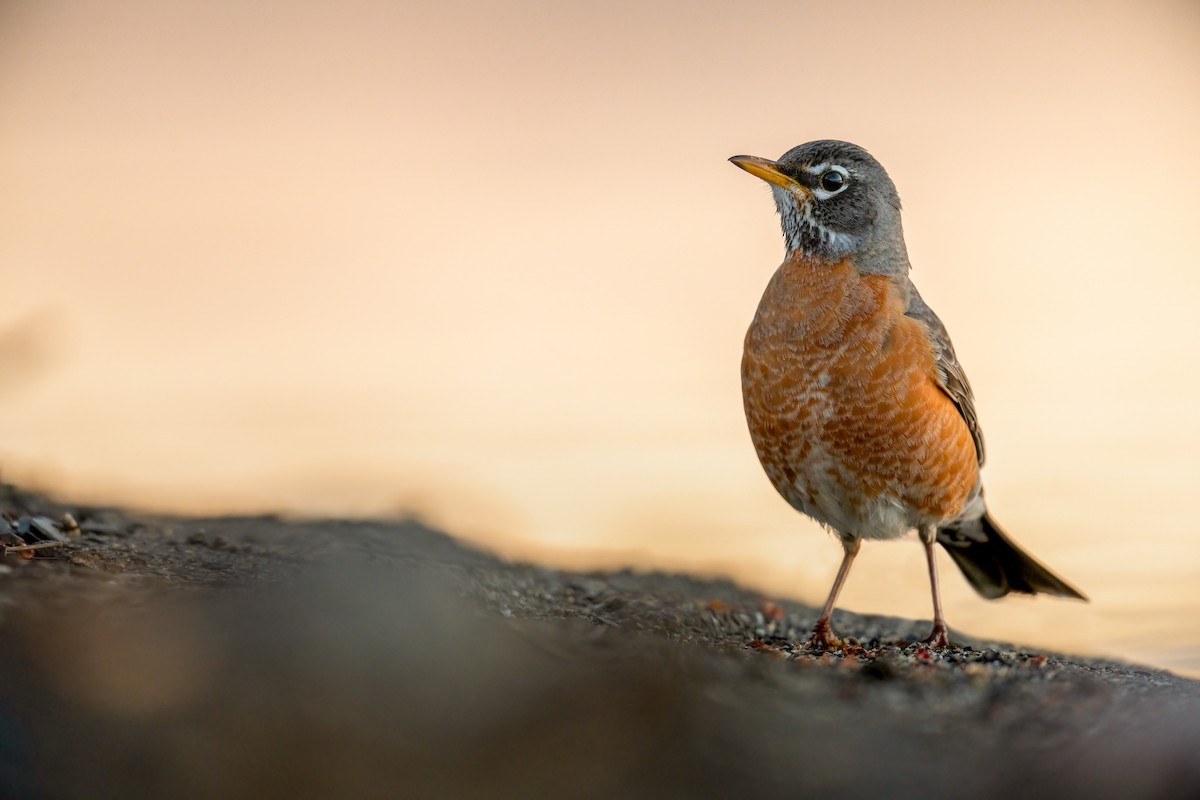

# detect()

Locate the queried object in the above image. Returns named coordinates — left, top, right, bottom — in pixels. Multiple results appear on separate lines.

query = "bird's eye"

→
left=820, top=170, right=846, bottom=192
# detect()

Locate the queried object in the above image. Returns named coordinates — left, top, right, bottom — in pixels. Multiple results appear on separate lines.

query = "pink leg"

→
left=921, top=529, right=952, bottom=647
left=807, top=537, right=861, bottom=649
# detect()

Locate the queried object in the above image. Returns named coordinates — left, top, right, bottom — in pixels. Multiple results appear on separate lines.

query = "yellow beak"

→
left=728, top=155, right=809, bottom=195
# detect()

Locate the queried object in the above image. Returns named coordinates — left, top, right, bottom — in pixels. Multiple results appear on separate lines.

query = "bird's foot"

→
left=922, top=622, right=952, bottom=649
left=804, top=621, right=842, bottom=651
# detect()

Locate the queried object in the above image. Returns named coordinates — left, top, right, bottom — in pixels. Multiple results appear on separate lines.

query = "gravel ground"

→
left=0, top=486, right=1197, bottom=800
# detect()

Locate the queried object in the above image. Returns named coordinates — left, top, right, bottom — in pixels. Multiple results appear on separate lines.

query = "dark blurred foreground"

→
left=0, top=492, right=1197, bottom=800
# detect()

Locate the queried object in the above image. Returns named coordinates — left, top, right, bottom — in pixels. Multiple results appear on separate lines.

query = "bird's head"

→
left=730, top=140, right=909, bottom=275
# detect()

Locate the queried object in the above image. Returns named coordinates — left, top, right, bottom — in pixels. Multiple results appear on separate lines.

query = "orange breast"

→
left=742, top=255, right=978, bottom=537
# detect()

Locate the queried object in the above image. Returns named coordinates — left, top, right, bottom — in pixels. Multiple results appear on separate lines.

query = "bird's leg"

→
left=806, top=537, right=861, bottom=649
left=920, top=527, right=952, bottom=648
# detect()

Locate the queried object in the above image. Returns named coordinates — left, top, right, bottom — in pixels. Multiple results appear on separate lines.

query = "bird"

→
left=730, top=140, right=1085, bottom=648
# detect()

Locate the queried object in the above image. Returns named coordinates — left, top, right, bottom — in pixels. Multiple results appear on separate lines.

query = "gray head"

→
left=730, top=140, right=910, bottom=275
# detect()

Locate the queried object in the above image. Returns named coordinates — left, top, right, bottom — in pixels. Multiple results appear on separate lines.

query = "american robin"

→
left=730, top=140, right=1086, bottom=648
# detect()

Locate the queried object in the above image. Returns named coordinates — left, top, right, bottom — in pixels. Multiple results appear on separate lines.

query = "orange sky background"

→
left=1, top=0, right=1198, bottom=673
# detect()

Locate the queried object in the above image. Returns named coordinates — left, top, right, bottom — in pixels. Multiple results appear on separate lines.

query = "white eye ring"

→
left=807, top=164, right=850, bottom=200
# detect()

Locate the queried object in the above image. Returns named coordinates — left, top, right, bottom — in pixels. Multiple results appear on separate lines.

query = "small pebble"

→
left=60, top=513, right=81, bottom=537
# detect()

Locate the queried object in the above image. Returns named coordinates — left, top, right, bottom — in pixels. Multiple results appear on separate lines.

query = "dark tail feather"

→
left=936, top=512, right=1087, bottom=601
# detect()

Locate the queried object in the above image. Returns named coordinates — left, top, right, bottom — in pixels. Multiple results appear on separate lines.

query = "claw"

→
left=923, top=623, right=952, bottom=648
left=805, top=620, right=842, bottom=650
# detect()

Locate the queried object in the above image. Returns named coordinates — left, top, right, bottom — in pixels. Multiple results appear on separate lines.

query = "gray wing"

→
left=903, top=282, right=986, bottom=466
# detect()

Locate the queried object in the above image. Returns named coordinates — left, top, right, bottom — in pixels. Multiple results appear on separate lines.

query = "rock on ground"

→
left=0, top=487, right=1196, bottom=800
